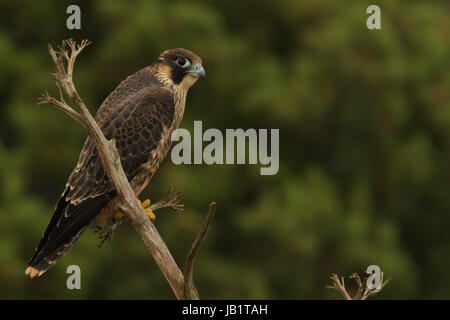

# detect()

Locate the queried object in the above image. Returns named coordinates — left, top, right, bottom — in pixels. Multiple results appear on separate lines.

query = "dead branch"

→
left=38, top=39, right=215, bottom=300
left=149, top=185, right=185, bottom=213
left=184, top=202, right=216, bottom=299
left=327, top=271, right=391, bottom=300
left=326, top=274, right=352, bottom=300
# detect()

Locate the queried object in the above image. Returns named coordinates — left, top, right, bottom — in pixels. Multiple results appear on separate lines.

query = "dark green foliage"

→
left=0, top=0, right=448, bottom=299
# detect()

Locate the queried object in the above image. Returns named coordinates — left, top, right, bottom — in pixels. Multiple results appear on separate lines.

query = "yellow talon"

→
left=114, top=199, right=154, bottom=221
left=141, top=199, right=151, bottom=209
left=140, top=199, right=154, bottom=220
left=145, top=208, right=155, bottom=221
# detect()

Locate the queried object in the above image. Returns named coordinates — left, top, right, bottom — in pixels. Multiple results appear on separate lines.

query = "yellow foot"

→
left=113, top=199, right=155, bottom=221
left=140, top=199, right=155, bottom=221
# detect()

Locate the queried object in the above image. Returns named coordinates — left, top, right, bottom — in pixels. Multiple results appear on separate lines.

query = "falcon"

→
left=25, top=48, right=206, bottom=278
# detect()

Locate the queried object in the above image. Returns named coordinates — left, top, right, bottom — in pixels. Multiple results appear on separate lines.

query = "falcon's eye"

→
left=176, top=58, right=191, bottom=68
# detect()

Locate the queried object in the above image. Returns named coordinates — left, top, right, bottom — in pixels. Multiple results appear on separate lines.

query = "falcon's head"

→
left=153, top=48, right=205, bottom=90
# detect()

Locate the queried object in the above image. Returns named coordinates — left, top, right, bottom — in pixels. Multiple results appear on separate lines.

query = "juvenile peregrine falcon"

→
left=25, top=48, right=205, bottom=278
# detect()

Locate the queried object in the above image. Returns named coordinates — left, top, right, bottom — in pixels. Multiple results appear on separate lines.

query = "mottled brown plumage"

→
left=25, top=48, right=205, bottom=278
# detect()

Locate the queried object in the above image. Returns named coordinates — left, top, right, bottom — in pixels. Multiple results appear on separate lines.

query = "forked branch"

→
left=327, top=272, right=391, bottom=300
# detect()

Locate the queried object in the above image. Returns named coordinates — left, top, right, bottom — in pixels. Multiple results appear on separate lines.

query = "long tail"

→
left=25, top=193, right=111, bottom=278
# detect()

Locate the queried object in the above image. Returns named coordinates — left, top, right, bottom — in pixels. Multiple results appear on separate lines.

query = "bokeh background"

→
left=0, top=0, right=449, bottom=299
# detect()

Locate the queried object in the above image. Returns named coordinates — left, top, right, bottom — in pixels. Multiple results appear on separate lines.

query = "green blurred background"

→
left=0, top=0, right=449, bottom=299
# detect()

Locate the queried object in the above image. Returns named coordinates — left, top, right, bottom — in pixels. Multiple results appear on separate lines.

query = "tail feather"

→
left=26, top=193, right=111, bottom=278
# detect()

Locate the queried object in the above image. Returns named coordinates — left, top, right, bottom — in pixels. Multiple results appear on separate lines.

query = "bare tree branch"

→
left=349, top=272, right=365, bottom=300
left=150, top=185, right=185, bottom=213
left=327, top=271, right=391, bottom=300
left=38, top=39, right=215, bottom=300
left=327, top=273, right=352, bottom=300
left=184, top=202, right=216, bottom=299
left=359, top=272, right=391, bottom=300
left=37, top=91, right=86, bottom=128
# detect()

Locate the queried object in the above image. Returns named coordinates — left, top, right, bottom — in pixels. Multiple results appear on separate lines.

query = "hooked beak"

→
left=187, top=63, right=206, bottom=78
